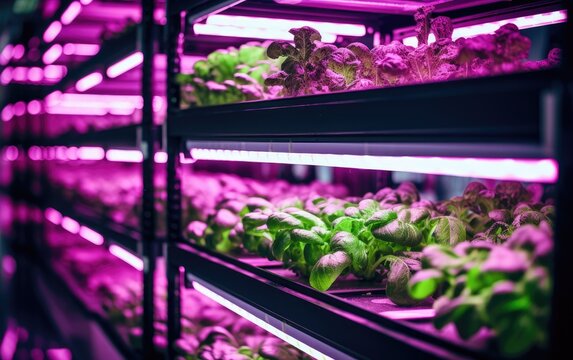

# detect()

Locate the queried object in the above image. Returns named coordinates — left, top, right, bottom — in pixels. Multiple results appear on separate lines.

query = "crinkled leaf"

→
left=365, top=210, right=397, bottom=227
left=266, top=212, right=303, bottom=232
left=246, top=197, right=274, bottom=211
left=266, top=41, right=297, bottom=59
left=330, top=231, right=367, bottom=273
left=385, top=256, right=419, bottom=306
left=289, top=26, right=321, bottom=61
left=291, top=228, right=324, bottom=245
left=432, top=216, right=466, bottom=245
left=512, top=211, right=546, bottom=228
left=309, top=251, right=351, bottom=291
left=488, top=209, right=511, bottom=223
left=284, top=208, right=326, bottom=229
left=398, top=208, right=430, bottom=224
left=372, top=220, right=422, bottom=247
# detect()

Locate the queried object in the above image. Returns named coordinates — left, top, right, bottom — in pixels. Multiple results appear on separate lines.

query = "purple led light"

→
left=106, top=52, right=143, bottom=78
left=11, top=44, right=25, bottom=60
left=27, top=100, right=42, bottom=115
left=61, top=216, right=80, bottom=234
left=0, top=44, right=13, bottom=65
left=401, top=10, right=568, bottom=46
left=190, top=148, right=559, bottom=183
left=46, top=349, right=72, bottom=360
left=44, top=21, right=62, bottom=43
left=193, top=281, right=332, bottom=360
left=13, top=102, right=26, bottom=116
left=77, top=146, right=105, bottom=160
left=1, top=105, right=14, bottom=122
left=43, top=44, right=63, bottom=64
left=79, top=226, right=104, bottom=245
left=75, top=72, right=102, bottom=92
left=0, top=67, right=12, bottom=84
left=45, top=208, right=63, bottom=225
left=80, top=0, right=93, bottom=4
left=109, top=245, right=143, bottom=271
left=44, top=65, right=67, bottom=80
left=12, top=67, right=27, bottom=82
left=62, top=43, right=100, bottom=56
left=106, top=149, right=143, bottom=163
left=2, top=146, right=19, bottom=161
left=27, top=67, right=44, bottom=82
left=0, top=325, right=18, bottom=360
left=61, top=1, right=82, bottom=25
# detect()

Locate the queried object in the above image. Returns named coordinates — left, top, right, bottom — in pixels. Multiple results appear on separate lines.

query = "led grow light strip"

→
left=61, top=1, right=82, bottom=25
left=381, top=309, right=435, bottom=320
left=107, top=52, right=143, bottom=78
left=0, top=325, right=18, bottom=360
left=194, top=23, right=338, bottom=43
left=43, top=44, right=63, bottom=64
left=190, top=148, right=558, bottom=183
left=79, top=226, right=104, bottom=245
left=193, top=281, right=333, bottom=360
left=109, top=244, right=143, bottom=271
left=206, top=14, right=366, bottom=37
left=45, top=208, right=63, bottom=225
left=401, top=9, right=567, bottom=47
left=106, top=149, right=143, bottom=163
left=44, top=21, right=62, bottom=43
left=63, top=43, right=100, bottom=56
left=75, top=72, right=103, bottom=92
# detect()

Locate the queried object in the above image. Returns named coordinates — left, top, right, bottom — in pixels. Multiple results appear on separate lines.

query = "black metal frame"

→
left=165, top=0, right=571, bottom=359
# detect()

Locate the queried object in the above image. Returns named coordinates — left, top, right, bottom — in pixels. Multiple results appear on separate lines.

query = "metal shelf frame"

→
left=165, top=0, right=572, bottom=359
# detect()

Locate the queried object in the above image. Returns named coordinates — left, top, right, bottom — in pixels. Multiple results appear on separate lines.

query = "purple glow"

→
left=401, top=10, right=567, bottom=46
left=12, top=44, right=25, bottom=60
left=79, top=226, right=104, bottom=245
left=61, top=216, right=80, bottom=234
left=206, top=14, right=366, bottom=37
left=0, top=44, right=13, bottom=65
left=194, top=23, right=337, bottom=43
left=190, top=149, right=559, bottom=183
left=45, top=208, right=63, bottom=225
left=154, top=151, right=167, bottom=163
left=46, top=349, right=72, bottom=360
left=1, top=105, right=14, bottom=122
left=109, top=245, right=143, bottom=271
left=61, top=1, right=82, bottom=25
left=0, top=326, right=18, bottom=360
left=66, top=147, right=78, bottom=160
left=106, top=52, right=143, bottom=78
left=13, top=102, right=26, bottom=116
left=2, top=256, right=17, bottom=276
left=44, top=94, right=142, bottom=114
left=80, top=0, right=93, bottom=4
left=63, top=43, right=100, bottom=56
left=44, top=65, right=67, bottom=80
left=380, top=309, right=435, bottom=320
left=0, top=67, right=12, bottom=84
left=27, top=100, right=42, bottom=115
left=3, top=146, right=18, bottom=161
left=44, top=21, right=62, bottom=43
left=78, top=146, right=105, bottom=160
left=27, top=67, right=44, bottom=82
left=46, top=106, right=107, bottom=116
left=193, top=281, right=332, bottom=360
left=43, top=44, right=63, bottom=64
left=75, top=72, right=102, bottom=92
left=28, top=146, right=42, bottom=161
left=13, top=67, right=27, bottom=81
left=106, top=149, right=143, bottom=163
